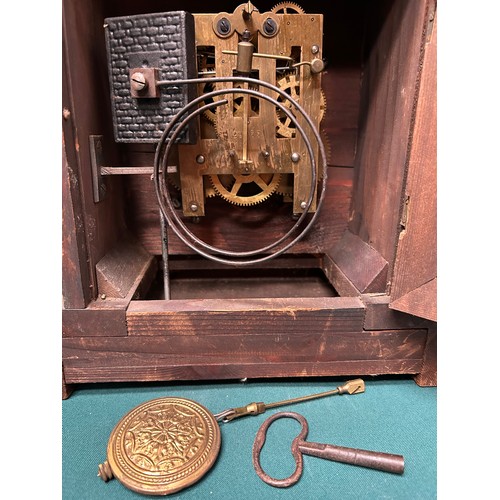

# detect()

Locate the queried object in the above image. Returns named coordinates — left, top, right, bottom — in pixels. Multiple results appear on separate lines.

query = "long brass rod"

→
left=266, top=379, right=365, bottom=409
left=222, top=50, right=293, bottom=61
left=214, top=379, right=365, bottom=422
left=265, top=388, right=340, bottom=409
left=242, top=82, right=249, bottom=162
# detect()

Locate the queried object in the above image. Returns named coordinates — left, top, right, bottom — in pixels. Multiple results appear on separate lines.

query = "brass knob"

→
left=310, top=58, right=325, bottom=74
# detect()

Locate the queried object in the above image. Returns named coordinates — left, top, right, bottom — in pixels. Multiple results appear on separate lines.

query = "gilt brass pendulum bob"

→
left=99, top=397, right=221, bottom=495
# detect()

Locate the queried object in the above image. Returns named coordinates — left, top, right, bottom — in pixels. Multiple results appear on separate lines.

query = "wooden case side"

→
left=349, top=0, right=432, bottom=285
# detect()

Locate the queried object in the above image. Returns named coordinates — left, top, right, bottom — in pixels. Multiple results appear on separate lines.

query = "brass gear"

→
left=200, top=80, right=217, bottom=124
left=275, top=73, right=326, bottom=138
left=204, top=176, right=218, bottom=198
left=202, top=83, right=260, bottom=127
left=270, top=2, right=305, bottom=14
left=276, top=173, right=294, bottom=198
left=197, top=50, right=218, bottom=124
left=318, top=129, right=332, bottom=166
left=167, top=172, right=218, bottom=199
left=210, top=172, right=281, bottom=206
left=233, top=84, right=260, bottom=118
left=320, top=89, right=327, bottom=122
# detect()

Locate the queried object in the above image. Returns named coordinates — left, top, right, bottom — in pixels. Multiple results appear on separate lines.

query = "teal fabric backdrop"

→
left=62, top=377, right=436, bottom=499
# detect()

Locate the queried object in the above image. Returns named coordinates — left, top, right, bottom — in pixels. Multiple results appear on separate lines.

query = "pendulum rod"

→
left=213, top=379, right=365, bottom=422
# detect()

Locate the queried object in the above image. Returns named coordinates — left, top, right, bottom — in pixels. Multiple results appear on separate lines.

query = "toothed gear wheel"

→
left=276, top=173, right=294, bottom=197
left=210, top=172, right=281, bottom=206
left=233, top=84, right=260, bottom=118
left=275, top=73, right=326, bottom=138
left=167, top=171, right=182, bottom=191
left=321, top=129, right=332, bottom=165
left=202, top=82, right=260, bottom=127
left=200, top=80, right=217, bottom=124
left=320, top=90, right=327, bottom=122
left=167, top=172, right=217, bottom=199
left=196, top=51, right=219, bottom=124
left=204, top=176, right=218, bottom=198
left=270, top=2, right=305, bottom=14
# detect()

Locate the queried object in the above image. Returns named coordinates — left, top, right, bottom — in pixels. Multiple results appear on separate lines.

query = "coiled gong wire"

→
left=154, top=76, right=328, bottom=267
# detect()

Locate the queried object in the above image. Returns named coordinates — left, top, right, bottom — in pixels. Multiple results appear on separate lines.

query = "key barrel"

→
left=297, top=441, right=405, bottom=475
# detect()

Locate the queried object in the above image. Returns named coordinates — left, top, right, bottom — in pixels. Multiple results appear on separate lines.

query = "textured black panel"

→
left=105, top=11, right=197, bottom=143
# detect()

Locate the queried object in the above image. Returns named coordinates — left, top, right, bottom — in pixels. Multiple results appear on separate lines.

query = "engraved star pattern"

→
left=124, top=404, right=206, bottom=472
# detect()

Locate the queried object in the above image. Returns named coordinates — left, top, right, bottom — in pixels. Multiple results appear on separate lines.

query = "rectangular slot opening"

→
left=143, top=254, right=338, bottom=300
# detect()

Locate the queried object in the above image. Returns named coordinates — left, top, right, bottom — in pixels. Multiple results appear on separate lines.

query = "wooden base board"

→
left=63, top=295, right=431, bottom=388
left=63, top=251, right=436, bottom=393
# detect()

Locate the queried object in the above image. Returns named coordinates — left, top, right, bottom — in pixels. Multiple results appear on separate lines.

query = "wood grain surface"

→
left=349, top=0, right=430, bottom=276
left=330, top=230, right=389, bottom=293
left=124, top=167, right=352, bottom=256
left=390, top=10, right=437, bottom=317
left=63, top=327, right=427, bottom=383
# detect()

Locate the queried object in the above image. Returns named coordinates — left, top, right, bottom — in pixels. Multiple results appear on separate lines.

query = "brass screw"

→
left=131, top=72, right=147, bottom=92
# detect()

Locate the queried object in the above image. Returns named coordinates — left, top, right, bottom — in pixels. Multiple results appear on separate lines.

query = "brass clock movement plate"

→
left=98, top=397, right=221, bottom=495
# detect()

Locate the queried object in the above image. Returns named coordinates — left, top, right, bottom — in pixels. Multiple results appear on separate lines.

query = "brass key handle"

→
left=252, top=412, right=405, bottom=488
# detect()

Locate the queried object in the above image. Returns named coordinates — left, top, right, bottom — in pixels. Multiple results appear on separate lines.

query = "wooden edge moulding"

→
left=62, top=0, right=437, bottom=397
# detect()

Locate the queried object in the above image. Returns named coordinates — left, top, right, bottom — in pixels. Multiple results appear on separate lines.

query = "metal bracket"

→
left=89, top=135, right=107, bottom=203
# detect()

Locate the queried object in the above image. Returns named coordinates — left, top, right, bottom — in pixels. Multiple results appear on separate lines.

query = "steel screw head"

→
left=291, top=152, right=300, bottom=163
left=217, top=17, right=231, bottom=36
left=190, top=203, right=199, bottom=212
left=196, top=155, right=205, bottom=164
left=300, top=201, right=307, bottom=210
left=263, top=17, right=278, bottom=36
left=311, top=45, right=320, bottom=54
left=131, top=72, right=147, bottom=91
left=262, top=150, right=270, bottom=159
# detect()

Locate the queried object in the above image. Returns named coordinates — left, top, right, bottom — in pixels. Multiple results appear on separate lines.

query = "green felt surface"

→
left=62, top=377, right=436, bottom=499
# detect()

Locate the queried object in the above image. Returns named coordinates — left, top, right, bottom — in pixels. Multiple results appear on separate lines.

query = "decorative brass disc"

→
left=99, top=397, right=221, bottom=496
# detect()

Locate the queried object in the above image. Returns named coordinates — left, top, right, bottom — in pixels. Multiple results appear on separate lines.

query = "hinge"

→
left=89, top=135, right=107, bottom=203
left=400, top=195, right=410, bottom=229
left=426, top=0, right=436, bottom=43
